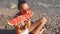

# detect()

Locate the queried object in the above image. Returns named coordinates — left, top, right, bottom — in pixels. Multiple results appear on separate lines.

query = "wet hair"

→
left=18, top=0, right=27, bottom=10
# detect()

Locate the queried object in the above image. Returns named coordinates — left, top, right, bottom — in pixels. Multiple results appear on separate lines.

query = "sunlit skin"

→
left=19, top=3, right=31, bottom=14
left=15, top=3, right=47, bottom=34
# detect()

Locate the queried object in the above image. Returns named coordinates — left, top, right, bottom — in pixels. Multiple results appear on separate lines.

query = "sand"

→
left=0, top=0, right=60, bottom=34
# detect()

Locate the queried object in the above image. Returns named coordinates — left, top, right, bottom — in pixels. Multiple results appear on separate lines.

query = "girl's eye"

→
left=22, top=9, right=24, bottom=10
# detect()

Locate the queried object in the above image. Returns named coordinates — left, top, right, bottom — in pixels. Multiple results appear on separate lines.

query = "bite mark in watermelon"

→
left=8, top=11, right=33, bottom=26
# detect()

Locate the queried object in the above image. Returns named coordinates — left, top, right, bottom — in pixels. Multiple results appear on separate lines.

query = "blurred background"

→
left=0, top=0, right=60, bottom=34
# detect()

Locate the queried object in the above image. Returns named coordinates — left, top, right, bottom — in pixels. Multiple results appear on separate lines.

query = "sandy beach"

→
left=0, top=0, right=60, bottom=34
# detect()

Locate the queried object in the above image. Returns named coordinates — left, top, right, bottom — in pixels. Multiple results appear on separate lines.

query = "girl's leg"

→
left=38, top=27, right=45, bottom=34
left=33, top=21, right=46, bottom=34
left=29, top=17, right=46, bottom=34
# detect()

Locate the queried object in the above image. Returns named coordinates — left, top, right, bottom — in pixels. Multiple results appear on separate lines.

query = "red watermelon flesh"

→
left=8, top=11, right=33, bottom=26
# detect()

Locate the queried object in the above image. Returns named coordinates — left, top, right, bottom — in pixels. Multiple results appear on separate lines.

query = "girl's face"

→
left=19, top=3, right=31, bottom=14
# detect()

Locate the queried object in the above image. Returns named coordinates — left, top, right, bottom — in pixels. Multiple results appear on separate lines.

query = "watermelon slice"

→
left=8, top=11, right=33, bottom=26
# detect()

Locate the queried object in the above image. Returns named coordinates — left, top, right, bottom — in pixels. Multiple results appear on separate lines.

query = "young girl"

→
left=14, top=0, right=47, bottom=34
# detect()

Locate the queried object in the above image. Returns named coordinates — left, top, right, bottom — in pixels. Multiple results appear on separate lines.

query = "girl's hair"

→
left=18, top=0, right=27, bottom=10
